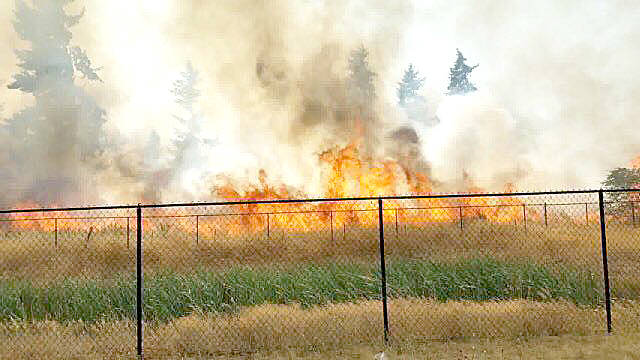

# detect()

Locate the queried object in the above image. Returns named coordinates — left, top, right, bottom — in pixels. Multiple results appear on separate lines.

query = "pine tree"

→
left=397, top=64, right=425, bottom=106
left=166, top=61, right=215, bottom=194
left=8, top=0, right=101, bottom=94
left=346, top=45, right=377, bottom=155
left=170, top=62, right=201, bottom=167
left=447, top=49, right=478, bottom=95
left=171, top=62, right=200, bottom=118
left=3, top=0, right=105, bottom=205
left=347, top=45, right=376, bottom=105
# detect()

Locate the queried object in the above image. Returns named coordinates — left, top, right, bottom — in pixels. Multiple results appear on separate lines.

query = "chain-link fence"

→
left=0, top=206, right=137, bottom=358
left=603, top=190, right=640, bottom=327
left=0, top=189, right=638, bottom=358
left=383, top=192, right=609, bottom=344
left=140, top=200, right=384, bottom=355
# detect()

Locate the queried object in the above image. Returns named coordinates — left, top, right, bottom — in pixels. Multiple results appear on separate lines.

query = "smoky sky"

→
left=1, top=0, right=639, bottom=205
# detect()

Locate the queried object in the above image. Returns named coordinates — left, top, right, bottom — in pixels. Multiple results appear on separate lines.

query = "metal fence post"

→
left=459, top=206, right=463, bottom=231
left=586, top=203, right=589, bottom=223
left=266, top=213, right=270, bottom=239
left=86, top=226, right=93, bottom=248
left=127, top=217, right=130, bottom=250
left=54, top=218, right=58, bottom=248
left=330, top=211, right=334, bottom=243
left=136, top=205, right=144, bottom=358
left=195, top=215, right=199, bottom=245
left=598, top=191, right=612, bottom=334
left=544, top=202, right=548, bottom=227
left=395, top=208, right=399, bottom=237
left=377, top=198, right=389, bottom=344
left=522, top=204, right=527, bottom=232
left=631, top=202, right=636, bottom=226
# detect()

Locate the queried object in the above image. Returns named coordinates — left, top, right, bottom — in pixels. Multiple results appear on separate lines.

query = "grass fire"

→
left=1, top=0, right=640, bottom=359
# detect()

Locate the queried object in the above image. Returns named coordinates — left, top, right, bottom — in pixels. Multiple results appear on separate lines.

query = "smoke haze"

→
left=1, top=0, right=639, bottom=206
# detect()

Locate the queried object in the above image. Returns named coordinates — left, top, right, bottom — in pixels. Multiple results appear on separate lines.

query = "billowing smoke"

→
left=0, top=0, right=106, bottom=207
left=423, top=93, right=529, bottom=191
left=158, top=0, right=416, bottom=198
left=1, top=0, right=640, bottom=207
left=404, top=1, right=640, bottom=191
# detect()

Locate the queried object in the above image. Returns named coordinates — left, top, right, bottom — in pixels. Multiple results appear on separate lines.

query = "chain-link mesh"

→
left=0, top=207, right=137, bottom=358
left=141, top=200, right=384, bottom=355
left=383, top=193, right=609, bottom=344
left=603, top=190, right=640, bottom=326
left=1, top=191, right=639, bottom=357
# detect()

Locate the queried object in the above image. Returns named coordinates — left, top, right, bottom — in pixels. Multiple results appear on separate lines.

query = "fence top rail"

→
left=1, top=188, right=638, bottom=214
left=0, top=215, right=131, bottom=222
left=2, top=199, right=635, bottom=223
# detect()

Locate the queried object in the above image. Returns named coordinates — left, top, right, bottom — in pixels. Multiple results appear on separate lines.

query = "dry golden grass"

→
left=1, top=299, right=639, bottom=359
left=1, top=219, right=638, bottom=288
left=241, top=334, right=640, bottom=359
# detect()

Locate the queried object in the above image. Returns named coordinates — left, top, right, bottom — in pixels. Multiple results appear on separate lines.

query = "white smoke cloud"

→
left=422, top=92, right=527, bottom=191
left=1, top=0, right=639, bottom=206
left=399, top=0, right=640, bottom=190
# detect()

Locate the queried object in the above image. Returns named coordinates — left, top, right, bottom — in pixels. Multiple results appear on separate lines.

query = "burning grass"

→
left=1, top=299, right=640, bottom=359
left=0, top=258, right=604, bottom=323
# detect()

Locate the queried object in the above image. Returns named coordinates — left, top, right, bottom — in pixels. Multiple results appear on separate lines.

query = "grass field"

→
left=1, top=299, right=639, bottom=359
left=1, top=219, right=638, bottom=297
left=0, top=258, right=604, bottom=322
left=0, top=210, right=639, bottom=358
left=238, top=334, right=640, bottom=359
left=1, top=220, right=637, bottom=276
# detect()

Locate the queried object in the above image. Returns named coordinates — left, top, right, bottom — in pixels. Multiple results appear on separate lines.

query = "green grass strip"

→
left=0, top=257, right=602, bottom=323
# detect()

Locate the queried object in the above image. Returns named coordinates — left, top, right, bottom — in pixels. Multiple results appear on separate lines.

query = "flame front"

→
left=203, top=141, right=540, bottom=236
left=3, top=142, right=553, bottom=235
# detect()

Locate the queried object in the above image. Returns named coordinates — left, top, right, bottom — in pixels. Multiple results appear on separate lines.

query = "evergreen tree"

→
left=2, top=0, right=105, bottom=205
left=397, top=64, right=425, bottom=106
left=170, top=62, right=201, bottom=167
left=172, top=62, right=200, bottom=118
left=165, top=61, right=215, bottom=196
left=172, top=62, right=201, bottom=136
left=347, top=45, right=376, bottom=105
left=447, top=49, right=478, bottom=95
left=346, top=45, right=377, bottom=155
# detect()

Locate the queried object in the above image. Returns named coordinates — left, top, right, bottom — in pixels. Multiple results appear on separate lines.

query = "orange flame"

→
left=4, top=142, right=541, bottom=234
